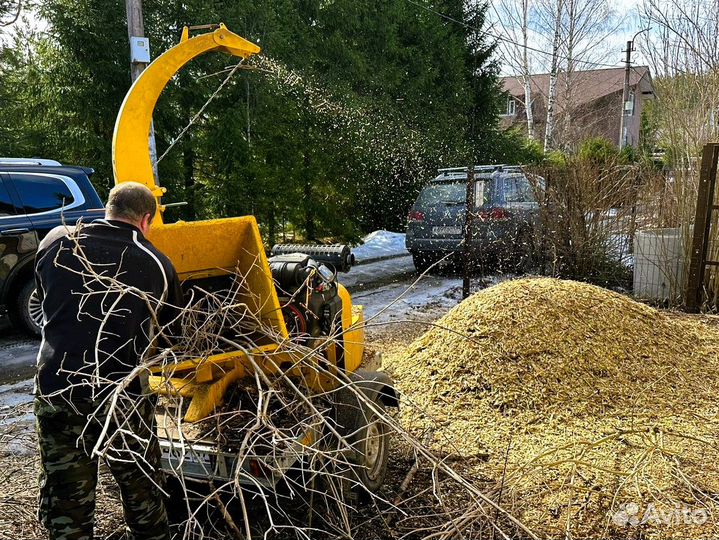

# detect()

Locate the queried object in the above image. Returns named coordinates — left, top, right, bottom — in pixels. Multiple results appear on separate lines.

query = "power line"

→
left=406, top=0, right=624, bottom=70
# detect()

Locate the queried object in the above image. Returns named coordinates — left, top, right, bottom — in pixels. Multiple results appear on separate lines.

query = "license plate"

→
left=432, top=226, right=462, bottom=235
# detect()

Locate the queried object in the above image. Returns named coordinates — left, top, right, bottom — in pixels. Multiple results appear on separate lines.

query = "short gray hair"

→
left=106, top=182, right=157, bottom=223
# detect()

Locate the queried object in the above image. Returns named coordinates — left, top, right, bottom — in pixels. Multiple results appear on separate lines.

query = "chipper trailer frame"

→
left=111, top=24, right=398, bottom=500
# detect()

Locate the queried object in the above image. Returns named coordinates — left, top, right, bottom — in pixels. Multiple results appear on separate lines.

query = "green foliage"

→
left=544, top=149, right=569, bottom=167
left=618, top=145, right=638, bottom=164
left=1, top=0, right=506, bottom=238
left=577, top=137, right=620, bottom=166
left=639, top=99, right=659, bottom=155
left=489, top=128, right=544, bottom=165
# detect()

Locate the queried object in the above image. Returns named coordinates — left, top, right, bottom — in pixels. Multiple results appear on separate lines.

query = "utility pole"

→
left=125, top=0, right=159, bottom=182
left=618, top=29, right=650, bottom=150
left=618, top=40, right=632, bottom=150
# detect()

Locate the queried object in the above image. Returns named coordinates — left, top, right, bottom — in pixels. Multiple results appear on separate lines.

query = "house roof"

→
left=501, top=66, right=652, bottom=107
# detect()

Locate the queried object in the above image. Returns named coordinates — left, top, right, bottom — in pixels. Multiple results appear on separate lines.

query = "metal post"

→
left=462, top=165, right=475, bottom=299
left=618, top=40, right=632, bottom=150
left=618, top=29, right=650, bottom=150
left=125, top=0, right=159, bottom=183
left=685, top=143, right=719, bottom=312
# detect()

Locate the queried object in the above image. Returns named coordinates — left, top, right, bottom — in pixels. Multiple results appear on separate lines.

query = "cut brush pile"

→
left=387, top=278, right=719, bottom=539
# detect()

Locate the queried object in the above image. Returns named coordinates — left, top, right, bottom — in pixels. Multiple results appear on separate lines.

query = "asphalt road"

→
left=0, top=318, right=38, bottom=385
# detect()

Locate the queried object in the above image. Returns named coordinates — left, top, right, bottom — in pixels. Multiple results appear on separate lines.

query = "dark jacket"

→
left=35, top=219, right=183, bottom=399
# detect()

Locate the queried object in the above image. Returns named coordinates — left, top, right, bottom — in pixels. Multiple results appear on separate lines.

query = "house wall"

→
left=499, top=83, right=650, bottom=150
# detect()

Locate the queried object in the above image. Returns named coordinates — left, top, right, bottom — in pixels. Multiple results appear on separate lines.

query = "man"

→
left=34, top=182, right=183, bottom=540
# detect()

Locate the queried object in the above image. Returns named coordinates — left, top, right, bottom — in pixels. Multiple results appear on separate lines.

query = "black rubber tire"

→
left=9, top=279, right=42, bottom=336
left=352, top=401, right=390, bottom=496
left=411, top=251, right=436, bottom=274
left=163, top=474, right=213, bottom=526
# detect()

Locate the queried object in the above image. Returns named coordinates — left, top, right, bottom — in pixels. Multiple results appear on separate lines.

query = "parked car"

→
left=405, top=165, right=541, bottom=272
left=0, top=158, right=105, bottom=335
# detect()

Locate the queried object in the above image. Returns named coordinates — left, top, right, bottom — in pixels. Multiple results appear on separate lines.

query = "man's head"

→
left=106, top=182, right=157, bottom=235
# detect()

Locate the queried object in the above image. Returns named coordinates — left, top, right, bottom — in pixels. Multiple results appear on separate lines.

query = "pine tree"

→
left=0, top=0, right=504, bottom=237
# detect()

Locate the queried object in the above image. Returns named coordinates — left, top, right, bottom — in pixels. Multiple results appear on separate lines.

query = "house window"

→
left=506, top=97, right=516, bottom=116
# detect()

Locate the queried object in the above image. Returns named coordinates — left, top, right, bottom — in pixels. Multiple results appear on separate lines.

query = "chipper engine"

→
left=110, top=24, right=397, bottom=507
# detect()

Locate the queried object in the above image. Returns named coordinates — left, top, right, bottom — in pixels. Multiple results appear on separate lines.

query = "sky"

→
left=489, top=0, right=649, bottom=75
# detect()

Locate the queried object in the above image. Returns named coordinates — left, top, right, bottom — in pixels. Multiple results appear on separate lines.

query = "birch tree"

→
left=494, top=0, right=617, bottom=150
left=640, top=0, right=719, bottom=164
left=559, top=0, right=614, bottom=147
left=541, top=0, right=564, bottom=151
left=492, top=0, right=536, bottom=138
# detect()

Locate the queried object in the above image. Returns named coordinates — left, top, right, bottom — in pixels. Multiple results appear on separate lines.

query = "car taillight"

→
left=477, top=208, right=511, bottom=221
left=408, top=210, right=425, bottom=222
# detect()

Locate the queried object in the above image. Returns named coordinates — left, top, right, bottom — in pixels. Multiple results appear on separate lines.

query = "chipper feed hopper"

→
left=111, top=24, right=397, bottom=496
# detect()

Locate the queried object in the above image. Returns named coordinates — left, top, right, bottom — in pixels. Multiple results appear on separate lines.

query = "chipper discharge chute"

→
left=111, top=24, right=397, bottom=498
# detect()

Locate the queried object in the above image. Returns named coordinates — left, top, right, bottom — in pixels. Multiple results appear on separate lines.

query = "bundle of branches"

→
left=388, top=277, right=719, bottom=539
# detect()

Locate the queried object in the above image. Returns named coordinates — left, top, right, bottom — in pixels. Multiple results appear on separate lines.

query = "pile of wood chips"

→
left=386, top=277, right=719, bottom=539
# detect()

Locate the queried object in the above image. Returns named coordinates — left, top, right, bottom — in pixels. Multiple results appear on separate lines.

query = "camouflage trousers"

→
left=34, top=395, right=170, bottom=540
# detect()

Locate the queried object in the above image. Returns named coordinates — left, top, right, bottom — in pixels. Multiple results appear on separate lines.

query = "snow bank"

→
left=352, top=230, right=407, bottom=262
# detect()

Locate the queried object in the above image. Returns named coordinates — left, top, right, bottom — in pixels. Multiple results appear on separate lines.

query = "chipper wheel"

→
left=352, top=398, right=390, bottom=494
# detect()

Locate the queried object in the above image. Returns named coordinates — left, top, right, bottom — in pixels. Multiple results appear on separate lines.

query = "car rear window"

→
left=11, top=174, right=75, bottom=214
left=417, top=181, right=488, bottom=207
left=498, top=174, right=535, bottom=203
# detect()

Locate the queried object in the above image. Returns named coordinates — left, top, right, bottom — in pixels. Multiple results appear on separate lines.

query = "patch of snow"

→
left=352, top=230, right=408, bottom=263
left=355, top=275, right=463, bottom=323
left=608, top=233, right=634, bottom=268
left=355, top=273, right=514, bottom=324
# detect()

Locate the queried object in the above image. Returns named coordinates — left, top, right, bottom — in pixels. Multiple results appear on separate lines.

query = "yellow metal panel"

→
left=337, top=284, right=365, bottom=373
left=344, top=305, right=365, bottom=373
left=146, top=216, right=288, bottom=339
left=148, top=375, right=195, bottom=397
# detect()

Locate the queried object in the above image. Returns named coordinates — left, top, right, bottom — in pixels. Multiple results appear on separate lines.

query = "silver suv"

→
left=405, top=165, right=540, bottom=272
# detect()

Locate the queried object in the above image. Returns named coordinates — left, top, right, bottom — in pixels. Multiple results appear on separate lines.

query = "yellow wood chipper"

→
left=111, top=24, right=397, bottom=500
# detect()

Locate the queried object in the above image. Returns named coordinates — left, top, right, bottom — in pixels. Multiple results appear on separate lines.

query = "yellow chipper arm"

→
left=111, top=24, right=396, bottom=492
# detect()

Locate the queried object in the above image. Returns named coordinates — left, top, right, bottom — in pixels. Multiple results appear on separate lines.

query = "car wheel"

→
left=11, top=280, right=42, bottom=336
left=412, top=251, right=436, bottom=274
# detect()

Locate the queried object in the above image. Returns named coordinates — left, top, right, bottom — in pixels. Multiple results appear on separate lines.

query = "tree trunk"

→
left=303, top=151, right=315, bottom=241
left=543, top=0, right=564, bottom=152
left=522, top=0, right=535, bottom=139
left=561, top=0, right=576, bottom=149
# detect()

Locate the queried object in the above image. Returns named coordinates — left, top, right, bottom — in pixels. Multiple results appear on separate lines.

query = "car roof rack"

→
left=0, top=157, right=63, bottom=166
left=436, top=164, right=525, bottom=173
left=433, top=164, right=525, bottom=181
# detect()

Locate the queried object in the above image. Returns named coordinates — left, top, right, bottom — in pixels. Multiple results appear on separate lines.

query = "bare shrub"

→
left=526, top=155, right=693, bottom=296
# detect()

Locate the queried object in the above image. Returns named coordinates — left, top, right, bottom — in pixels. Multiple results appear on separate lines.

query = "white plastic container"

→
left=633, top=228, right=685, bottom=301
